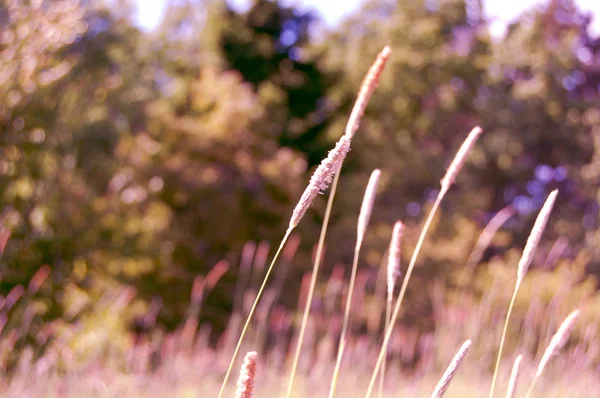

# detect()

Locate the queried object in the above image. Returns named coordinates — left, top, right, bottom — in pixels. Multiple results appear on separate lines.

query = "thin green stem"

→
left=217, top=229, right=291, bottom=398
left=286, top=170, right=342, bottom=398
left=329, top=240, right=362, bottom=397
left=489, top=281, right=521, bottom=398
left=365, top=192, right=445, bottom=398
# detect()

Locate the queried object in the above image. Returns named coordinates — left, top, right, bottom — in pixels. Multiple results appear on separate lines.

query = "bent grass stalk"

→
left=365, top=126, right=483, bottom=398
left=219, top=132, right=351, bottom=398
left=329, top=338, right=346, bottom=398
left=328, top=169, right=381, bottom=398
left=431, top=339, right=472, bottom=398
left=488, top=189, right=558, bottom=398
left=286, top=46, right=391, bottom=398
left=524, top=309, right=580, bottom=398
left=506, top=355, right=523, bottom=398
left=286, top=170, right=341, bottom=398
left=218, top=232, right=291, bottom=398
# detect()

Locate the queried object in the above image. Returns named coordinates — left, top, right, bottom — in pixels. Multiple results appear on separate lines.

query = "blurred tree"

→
left=0, top=0, right=598, bottom=353
left=215, top=0, right=338, bottom=166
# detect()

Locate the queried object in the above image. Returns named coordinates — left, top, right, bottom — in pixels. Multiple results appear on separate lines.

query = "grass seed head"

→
left=289, top=135, right=351, bottom=229
left=536, top=309, right=580, bottom=377
left=431, top=339, right=472, bottom=398
left=345, top=46, right=391, bottom=139
left=517, top=189, right=558, bottom=283
left=440, top=126, right=483, bottom=192
left=506, top=355, right=523, bottom=398
left=236, top=351, right=258, bottom=398
left=357, top=169, right=381, bottom=242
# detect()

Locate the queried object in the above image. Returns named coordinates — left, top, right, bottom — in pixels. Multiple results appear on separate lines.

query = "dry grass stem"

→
left=235, top=351, right=257, bottom=398
left=465, top=205, right=515, bottom=272
left=387, top=221, right=404, bottom=298
left=366, top=126, right=483, bottom=398
left=431, top=339, right=472, bottom=398
left=218, top=231, right=291, bottom=398
left=290, top=136, right=351, bottom=230
left=345, top=46, right=391, bottom=139
left=286, top=47, right=391, bottom=398
left=329, top=169, right=381, bottom=397
left=517, top=189, right=558, bottom=282
left=489, top=189, right=560, bottom=398
left=440, top=126, right=483, bottom=192
left=329, top=338, right=346, bottom=398
left=380, top=221, right=404, bottom=398
left=506, top=355, right=523, bottom=398
left=357, top=169, right=381, bottom=243
left=525, top=309, right=580, bottom=398
left=537, top=309, right=580, bottom=376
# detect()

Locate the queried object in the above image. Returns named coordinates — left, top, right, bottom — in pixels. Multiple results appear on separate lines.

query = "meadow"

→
left=2, top=44, right=600, bottom=398
left=1, top=0, right=600, bottom=397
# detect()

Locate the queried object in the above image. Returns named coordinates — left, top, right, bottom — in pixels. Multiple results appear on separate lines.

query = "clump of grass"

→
left=431, top=339, right=472, bottom=398
left=525, top=309, right=580, bottom=398
left=329, top=169, right=381, bottom=398
left=365, top=125, right=483, bottom=397
left=488, top=189, right=558, bottom=398
left=285, top=46, right=391, bottom=398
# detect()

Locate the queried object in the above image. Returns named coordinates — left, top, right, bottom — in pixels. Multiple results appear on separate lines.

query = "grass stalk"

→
left=329, top=338, right=346, bottom=398
left=489, top=190, right=558, bottom=398
left=379, top=220, right=403, bottom=398
left=218, top=230, right=292, bottom=398
left=378, top=293, right=392, bottom=398
left=365, top=192, right=445, bottom=397
left=431, top=339, right=472, bottom=398
left=328, top=169, right=380, bottom=398
left=524, top=309, right=580, bottom=398
left=328, top=244, right=363, bottom=398
left=366, top=125, right=483, bottom=397
left=286, top=170, right=341, bottom=398
left=489, top=282, right=520, bottom=398
left=286, top=46, right=390, bottom=398
left=506, top=355, right=523, bottom=398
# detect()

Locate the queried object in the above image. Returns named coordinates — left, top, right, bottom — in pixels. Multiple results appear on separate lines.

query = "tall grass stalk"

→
left=218, top=232, right=291, bottom=398
left=379, top=221, right=404, bottom=398
left=524, top=309, right=580, bottom=398
left=365, top=126, right=483, bottom=398
left=431, top=339, right=472, bottom=398
left=328, top=169, right=381, bottom=398
left=285, top=46, right=390, bottom=398
left=329, top=338, right=346, bottom=398
left=286, top=171, right=341, bottom=398
left=488, top=189, right=558, bottom=398
left=505, top=355, right=523, bottom=398
left=219, top=131, right=352, bottom=398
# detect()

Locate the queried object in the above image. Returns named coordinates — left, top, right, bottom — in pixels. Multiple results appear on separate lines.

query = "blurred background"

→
left=0, top=0, right=600, bottom=377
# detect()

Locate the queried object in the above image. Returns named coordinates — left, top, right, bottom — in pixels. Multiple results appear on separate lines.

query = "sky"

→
left=134, top=0, right=600, bottom=37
